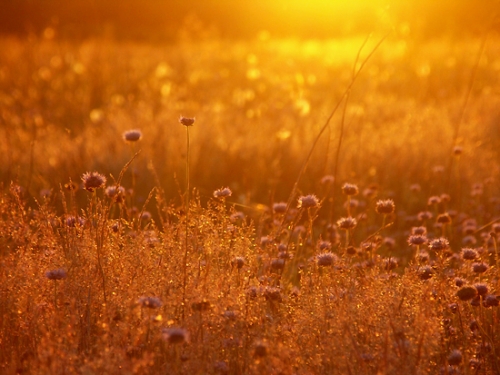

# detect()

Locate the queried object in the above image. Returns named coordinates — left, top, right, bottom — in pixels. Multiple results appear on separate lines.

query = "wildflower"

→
left=162, top=327, right=189, bottom=344
left=412, top=226, right=427, bottom=235
left=45, top=269, right=67, bottom=280
left=417, top=211, right=433, bottom=221
left=81, top=171, right=106, bottom=192
left=337, top=217, right=357, bottom=230
left=408, top=235, right=428, bottom=246
left=105, top=185, right=125, bottom=202
left=297, top=194, right=319, bottom=209
left=416, top=251, right=430, bottom=263
left=317, top=252, right=335, bottom=267
left=122, top=129, right=142, bottom=142
left=448, top=350, right=462, bottom=366
left=428, top=237, right=450, bottom=251
left=454, top=278, right=465, bottom=287
left=456, top=286, right=478, bottom=301
left=474, top=283, right=488, bottom=296
left=472, top=262, right=489, bottom=274
left=419, top=266, right=434, bottom=280
left=484, top=295, right=500, bottom=307
left=428, top=196, right=441, bottom=205
left=213, top=187, right=232, bottom=198
left=436, top=213, right=452, bottom=224
left=179, top=116, right=195, bottom=126
left=375, top=199, right=395, bottom=214
left=461, top=248, right=478, bottom=260
left=321, top=175, right=334, bottom=184
left=137, top=296, right=162, bottom=309
left=341, top=183, right=359, bottom=196
left=272, top=202, right=288, bottom=214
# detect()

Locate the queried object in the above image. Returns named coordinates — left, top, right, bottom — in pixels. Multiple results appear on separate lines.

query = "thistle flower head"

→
left=456, top=285, right=477, bottom=301
left=472, top=262, right=489, bottom=274
left=447, top=349, right=462, bottom=366
left=45, top=269, right=67, bottom=280
left=317, top=252, right=335, bottom=267
left=297, top=194, right=319, bottom=209
left=411, top=226, right=427, bottom=235
left=213, top=187, right=232, bottom=198
left=428, top=237, right=450, bottom=251
left=179, top=116, right=195, bottom=126
left=82, top=171, right=106, bottom=192
left=408, top=235, right=428, bottom=246
left=461, top=248, right=478, bottom=260
left=272, top=202, right=288, bottom=214
left=337, top=217, right=357, bottom=230
left=341, top=183, right=359, bottom=196
left=375, top=199, right=395, bottom=214
left=122, top=129, right=142, bottom=142
left=162, top=327, right=189, bottom=344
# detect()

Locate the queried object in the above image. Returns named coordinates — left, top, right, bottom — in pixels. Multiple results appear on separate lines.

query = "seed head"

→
left=417, top=211, right=433, bottom=221
left=437, top=213, right=452, bottom=224
left=461, top=248, right=478, bottom=260
left=317, top=252, right=335, bottom=267
left=105, top=185, right=125, bottom=202
left=448, top=349, right=462, bottom=366
left=272, top=202, right=288, bottom=214
left=297, top=194, right=319, bottom=209
left=429, top=237, right=450, bottom=251
left=321, top=175, right=334, bottom=184
left=213, top=187, right=232, bottom=198
left=419, top=265, right=434, bottom=280
left=337, top=217, right=357, bottom=230
left=408, top=235, right=428, bottom=246
left=375, top=199, right=395, bottom=214
left=82, top=171, right=106, bottom=192
left=137, top=296, right=162, bottom=309
left=45, top=269, right=67, bottom=280
left=411, top=226, right=427, bottom=235
left=342, top=183, right=359, bottom=196
left=472, top=262, right=489, bottom=274
left=456, top=286, right=478, bottom=301
left=179, top=116, right=195, bottom=126
left=162, top=327, right=189, bottom=344
left=474, top=283, right=489, bottom=296
left=427, top=196, right=441, bottom=205
left=122, top=129, right=142, bottom=142
left=484, top=295, right=500, bottom=307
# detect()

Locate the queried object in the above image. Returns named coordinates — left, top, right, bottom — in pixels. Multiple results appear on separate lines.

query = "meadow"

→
left=1, top=29, right=500, bottom=374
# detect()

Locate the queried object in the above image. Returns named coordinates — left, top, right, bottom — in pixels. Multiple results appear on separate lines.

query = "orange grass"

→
left=1, top=32, right=500, bottom=374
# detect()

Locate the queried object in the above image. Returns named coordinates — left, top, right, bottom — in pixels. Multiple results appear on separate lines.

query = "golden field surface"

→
left=1, top=29, right=500, bottom=374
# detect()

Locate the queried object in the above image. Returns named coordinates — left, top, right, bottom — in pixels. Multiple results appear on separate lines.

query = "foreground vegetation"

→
left=1, top=32, right=500, bottom=374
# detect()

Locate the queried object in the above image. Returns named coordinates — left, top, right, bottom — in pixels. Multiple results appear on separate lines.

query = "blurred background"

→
left=1, top=0, right=498, bottom=41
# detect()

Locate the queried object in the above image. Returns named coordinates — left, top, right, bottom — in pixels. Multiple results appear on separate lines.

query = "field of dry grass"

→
left=1, top=31, right=500, bottom=374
